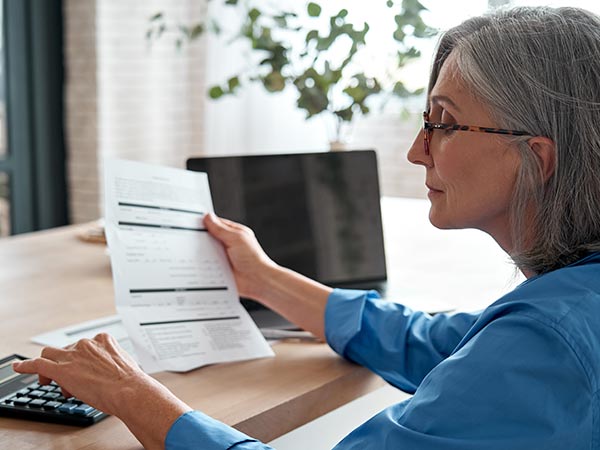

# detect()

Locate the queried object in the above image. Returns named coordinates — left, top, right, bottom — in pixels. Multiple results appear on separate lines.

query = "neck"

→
left=520, top=267, right=536, bottom=279
left=484, top=224, right=537, bottom=279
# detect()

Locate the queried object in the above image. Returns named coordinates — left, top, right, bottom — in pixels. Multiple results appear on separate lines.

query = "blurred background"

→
left=0, top=0, right=598, bottom=238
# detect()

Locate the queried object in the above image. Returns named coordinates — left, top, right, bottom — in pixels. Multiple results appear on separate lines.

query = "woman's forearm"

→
left=252, top=265, right=333, bottom=340
left=116, top=375, right=192, bottom=450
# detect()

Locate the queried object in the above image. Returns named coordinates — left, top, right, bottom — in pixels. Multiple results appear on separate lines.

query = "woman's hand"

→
left=12, top=334, right=191, bottom=450
left=204, top=213, right=279, bottom=300
left=12, top=333, right=148, bottom=415
left=205, top=213, right=333, bottom=338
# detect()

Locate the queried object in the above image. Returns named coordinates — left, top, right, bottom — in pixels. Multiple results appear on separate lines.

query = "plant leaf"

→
left=307, top=2, right=322, bottom=17
left=392, top=81, right=410, bottom=97
left=262, top=71, right=286, bottom=92
left=209, top=19, right=221, bottom=35
left=249, top=8, right=261, bottom=22
left=227, top=76, right=241, bottom=92
left=189, top=24, right=204, bottom=40
left=335, top=106, right=353, bottom=122
left=305, top=29, right=319, bottom=43
left=296, top=86, right=329, bottom=117
left=209, top=86, right=225, bottom=99
left=393, top=27, right=406, bottom=42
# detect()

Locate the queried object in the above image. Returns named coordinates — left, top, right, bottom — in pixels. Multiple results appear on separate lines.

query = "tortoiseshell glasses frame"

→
left=422, top=111, right=530, bottom=155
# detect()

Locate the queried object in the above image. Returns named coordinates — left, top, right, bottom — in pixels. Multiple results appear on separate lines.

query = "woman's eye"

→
left=440, top=111, right=456, bottom=134
left=441, top=110, right=454, bottom=123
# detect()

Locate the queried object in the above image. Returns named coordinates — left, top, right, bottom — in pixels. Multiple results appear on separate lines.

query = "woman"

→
left=14, top=6, right=600, bottom=449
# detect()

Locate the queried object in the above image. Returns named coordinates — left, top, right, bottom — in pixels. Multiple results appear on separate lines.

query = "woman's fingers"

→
left=12, top=357, right=60, bottom=386
left=12, top=334, right=148, bottom=415
left=204, top=213, right=233, bottom=241
left=14, top=346, right=68, bottom=386
left=204, top=214, right=255, bottom=252
left=203, top=212, right=276, bottom=300
left=94, top=333, right=139, bottom=370
left=219, top=217, right=250, bottom=231
left=41, top=345, right=69, bottom=362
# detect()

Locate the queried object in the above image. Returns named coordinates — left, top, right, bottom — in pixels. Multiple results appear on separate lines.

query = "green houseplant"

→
left=148, top=0, right=436, bottom=148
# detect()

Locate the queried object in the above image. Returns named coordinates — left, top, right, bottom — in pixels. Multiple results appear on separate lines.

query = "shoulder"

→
left=397, top=311, right=596, bottom=447
left=467, top=259, right=600, bottom=392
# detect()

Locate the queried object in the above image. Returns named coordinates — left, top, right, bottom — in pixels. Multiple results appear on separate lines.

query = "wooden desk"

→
left=0, top=224, right=384, bottom=450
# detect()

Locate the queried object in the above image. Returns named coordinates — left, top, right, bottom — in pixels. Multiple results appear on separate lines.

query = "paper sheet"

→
left=103, top=159, right=274, bottom=373
left=31, top=315, right=137, bottom=359
left=30, top=315, right=290, bottom=364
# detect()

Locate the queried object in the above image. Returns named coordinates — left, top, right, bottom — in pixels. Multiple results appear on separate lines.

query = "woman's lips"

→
left=426, top=183, right=443, bottom=193
left=426, top=183, right=443, bottom=199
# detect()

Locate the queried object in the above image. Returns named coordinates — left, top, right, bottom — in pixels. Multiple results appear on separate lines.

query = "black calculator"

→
left=0, top=354, right=108, bottom=426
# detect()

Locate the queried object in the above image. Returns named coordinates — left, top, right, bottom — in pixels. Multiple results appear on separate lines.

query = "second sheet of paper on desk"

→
left=103, top=159, right=273, bottom=373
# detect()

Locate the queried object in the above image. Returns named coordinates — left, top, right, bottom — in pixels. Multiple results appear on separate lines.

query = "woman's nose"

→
left=407, top=130, right=433, bottom=168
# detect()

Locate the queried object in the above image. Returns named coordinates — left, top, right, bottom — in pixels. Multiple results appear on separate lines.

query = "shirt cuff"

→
left=165, top=410, right=259, bottom=450
left=324, top=288, right=380, bottom=357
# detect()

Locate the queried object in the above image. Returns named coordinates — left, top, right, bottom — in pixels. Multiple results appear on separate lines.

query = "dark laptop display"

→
left=187, top=150, right=387, bottom=288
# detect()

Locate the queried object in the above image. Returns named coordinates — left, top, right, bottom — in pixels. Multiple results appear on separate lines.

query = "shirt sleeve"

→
left=325, top=289, right=481, bottom=392
left=332, top=313, right=594, bottom=450
left=165, top=410, right=274, bottom=450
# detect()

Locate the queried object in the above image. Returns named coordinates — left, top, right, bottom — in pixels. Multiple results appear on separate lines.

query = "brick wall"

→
left=64, top=0, right=207, bottom=223
left=64, top=0, right=99, bottom=224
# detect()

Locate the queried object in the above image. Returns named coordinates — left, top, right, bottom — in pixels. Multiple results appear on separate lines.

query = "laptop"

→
left=187, top=150, right=388, bottom=329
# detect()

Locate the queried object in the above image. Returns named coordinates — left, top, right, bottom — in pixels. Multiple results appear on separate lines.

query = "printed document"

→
left=103, top=159, right=274, bottom=373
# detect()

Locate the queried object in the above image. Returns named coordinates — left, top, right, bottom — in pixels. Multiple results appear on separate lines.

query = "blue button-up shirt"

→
left=166, top=253, right=600, bottom=449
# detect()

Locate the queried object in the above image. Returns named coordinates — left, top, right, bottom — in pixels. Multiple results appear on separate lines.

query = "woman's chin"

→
left=428, top=208, right=459, bottom=230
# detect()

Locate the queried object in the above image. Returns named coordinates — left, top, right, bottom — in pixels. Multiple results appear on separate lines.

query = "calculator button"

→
left=58, top=403, right=77, bottom=414
left=42, top=392, right=61, bottom=400
left=55, top=396, right=67, bottom=403
left=4, top=396, right=18, bottom=404
left=15, top=388, right=30, bottom=397
left=28, top=390, right=45, bottom=398
left=43, top=401, right=62, bottom=410
left=28, top=399, right=46, bottom=408
left=13, top=397, right=32, bottom=406
left=39, top=385, right=56, bottom=392
left=73, top=404, right=94, bottom=416
left=28, top=382, right=41, bottom=390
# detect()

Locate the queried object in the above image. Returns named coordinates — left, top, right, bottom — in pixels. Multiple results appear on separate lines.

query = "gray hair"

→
left=429, top=6, right=600, bottom=274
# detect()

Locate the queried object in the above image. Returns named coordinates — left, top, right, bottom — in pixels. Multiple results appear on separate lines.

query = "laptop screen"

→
left=186, top=150, right=387, bottom=286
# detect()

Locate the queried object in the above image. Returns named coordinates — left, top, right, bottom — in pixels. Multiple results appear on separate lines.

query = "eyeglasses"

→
left=422, top=111, right=530, bottom=155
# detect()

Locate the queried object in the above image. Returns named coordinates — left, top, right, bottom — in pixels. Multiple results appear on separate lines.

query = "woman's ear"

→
left=527, top=136, right=556, bottom=182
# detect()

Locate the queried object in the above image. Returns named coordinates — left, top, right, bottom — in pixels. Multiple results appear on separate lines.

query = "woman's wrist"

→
left=115, top=374, right=192, bottom=450
left=250, top=264, right=333, bottom=339
left=246, top=261, right=286, bottom=302
left=251, top=263, right=308, bottom=305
